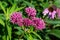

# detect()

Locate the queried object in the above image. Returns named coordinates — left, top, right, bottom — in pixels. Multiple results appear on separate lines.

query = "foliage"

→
left=0, top=0, right=60, bottom=40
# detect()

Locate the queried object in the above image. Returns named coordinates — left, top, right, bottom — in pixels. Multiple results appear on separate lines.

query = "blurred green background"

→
left=0, top=0, right=60, bottom=40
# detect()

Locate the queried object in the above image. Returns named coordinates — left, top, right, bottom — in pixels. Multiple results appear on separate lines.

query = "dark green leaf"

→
left=49, top=29, right=60, bottom=38
left=14, top=27, right=24, bottom=35
left=45, top=19, right=60, bottom=25
left=24, top=1, right=34, bottom=7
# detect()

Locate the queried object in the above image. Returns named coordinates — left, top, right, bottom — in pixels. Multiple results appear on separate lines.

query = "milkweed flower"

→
left=10, top=12, right=23, bottom=26
left=25, top=7, right=36, bottom=18
left=32, top=17, right=45, bottom=30
left=43, top=5, right=57, bottom=19
left=23, top=18, right=32, bottom=26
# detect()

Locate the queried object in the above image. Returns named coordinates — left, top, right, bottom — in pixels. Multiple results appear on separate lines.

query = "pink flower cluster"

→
left=25, top=7, right=36, bottom=18
left=10, top=7, right=45, bottom=30
left=32, top=17, right=45, bottom=30
left=10, top=12, right=23, bottom=26
left=23, top=18, right=32, bottom=26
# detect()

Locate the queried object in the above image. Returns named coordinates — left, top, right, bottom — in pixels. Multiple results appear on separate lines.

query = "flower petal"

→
left=43, top=8, right=49, bottom=15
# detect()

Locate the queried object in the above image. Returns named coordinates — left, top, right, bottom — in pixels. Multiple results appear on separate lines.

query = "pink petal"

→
left=43, top=8, right=49, bottom=15
left=57, top=8, right=60, bottom=18
left=49, top=12, right=52, bottom=15
left=51, top=11, right=56, bottom=19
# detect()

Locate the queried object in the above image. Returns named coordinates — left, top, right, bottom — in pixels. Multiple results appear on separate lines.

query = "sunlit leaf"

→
left=28, top=34, right=34, bottom=40
left=2, top=1, right=8, bottom=7
left=10, top=3, right=17, bottom=13
left=0, top=2, right=6, bottom=14
left=7, top=35, right=9, bottom=40
left=2, top=35, right=6, bottom=40
left=7, top=25, right=12, bottom=40
left=14, top=7, right=25, bottom=12
left=0, top=19, right=5, bottom=26
left=0, top=14, right=5, bottom=20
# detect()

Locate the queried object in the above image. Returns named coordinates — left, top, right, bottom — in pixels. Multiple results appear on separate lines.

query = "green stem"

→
left=6, top=20, right=11, bottom=40
left=6, top=20, right=9, bottom=40
left=0, top=2, right=11, bottom=40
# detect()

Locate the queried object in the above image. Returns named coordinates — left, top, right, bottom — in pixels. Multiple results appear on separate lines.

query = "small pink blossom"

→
left=23, top=18, right=32, bottom=26
left=43, top=5, right=57, bottom=19
left=49, top=11, right=56, bottom=19
left=32, top=17, right=45, bottom=30
left=51, top=11, right=56, bottom=19
left=43, top=8, right=49, bottom=15
left=10, top=12, right=23, bottom=26
left=25, top=7, right=36, bottom=18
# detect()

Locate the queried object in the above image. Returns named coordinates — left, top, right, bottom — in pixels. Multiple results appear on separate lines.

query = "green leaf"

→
left=6, top=8, right=10, bottom=20
left=25, top=33, right=34, bottom=40
left=49, top=29, right=60, bottom=38
left=0, top=2, right=6, bottom=14
left=45, top=19, right=60, bottom=25
left=7, top=35, right=9, bottom=40
left=40, top=2, right=49, bottom=8
left=10, top=3, right=17, bottom=14
left=53, top=24, right=60, bottom=28
left=14, top=7, right=25, bottom=12
left=14, top=27, right=21, bottom=31
left=2, top=1, right=8, bottom=7
left=0, top=14, right=5, bottom=20
left=45, top=36, right=51, bottom=40
left=2, top=35, right=6, bottom=40
left=54, top=0, right=60, bottom=8
left=32, top=32, right=43, bottom=40
left=7, top=25, right=12, bottom=40
left=24, top=1, right=34, bottom=7
left=14, top=27, right=24, bottom=35
left=28, top=34, right=34, bottom=40
left=14, top=38, right=18, bottom=40
left=8, top=0, right=13, bottom=5
left=30, top=26, right=34, bottom=32
left=0, top=19, right=5, bottom=26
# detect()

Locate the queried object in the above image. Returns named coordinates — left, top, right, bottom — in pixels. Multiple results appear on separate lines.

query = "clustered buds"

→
left=10, top=12, right=23, bottom=26
left=23, top=18, right=32, bottom=26
left=32, top=17, right=45, bottom=30
left=25, top=7, right=36, bottom=18
left=10, top=7, right=45, bottom=30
